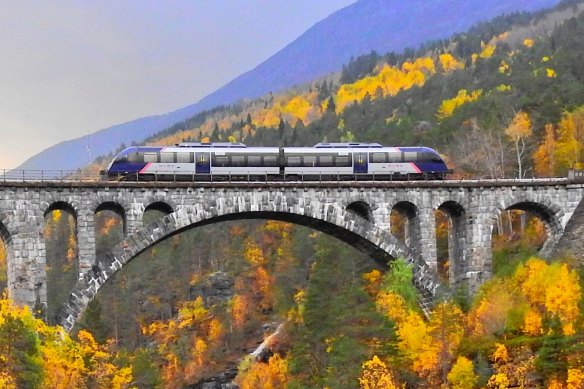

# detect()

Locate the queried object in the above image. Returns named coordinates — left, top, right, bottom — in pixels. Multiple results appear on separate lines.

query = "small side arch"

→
left=437, top=201, right=467, bottom=286
left=95, top=201, right=128, bottom=235
left=390, top=201, right=421, bottom=256
left=346, top=201, right=373, bottom=222
left=492, top=194, right=564, bottom=258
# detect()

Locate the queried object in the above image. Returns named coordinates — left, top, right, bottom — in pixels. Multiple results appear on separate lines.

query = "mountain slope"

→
left=18, top=0, right=561, bottom=171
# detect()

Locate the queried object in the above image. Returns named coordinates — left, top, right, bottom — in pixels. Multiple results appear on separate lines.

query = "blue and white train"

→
left=103, top=142, right=450, bottom=181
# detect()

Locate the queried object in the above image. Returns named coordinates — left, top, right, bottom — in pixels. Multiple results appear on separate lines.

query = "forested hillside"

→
left=89, top=0, right=584, bottom=181
left=3, top=1, right=584, bottom=388
left=18, top=0, right=561, bottom=173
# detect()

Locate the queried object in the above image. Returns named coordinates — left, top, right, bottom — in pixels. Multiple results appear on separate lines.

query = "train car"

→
left=282, top=143, right=449, bottom=180
left=104, top=142, right=280, bottom=181
left=104, top=142, right=450, bottom=181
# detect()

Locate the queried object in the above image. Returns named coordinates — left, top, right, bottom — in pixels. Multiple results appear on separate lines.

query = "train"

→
left=103, top=142, right=451, bottom=181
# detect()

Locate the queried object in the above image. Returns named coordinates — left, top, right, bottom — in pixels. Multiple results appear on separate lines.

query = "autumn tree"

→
left=447, top=356, right=478, bottom=389
left=505, top=111, right=532, bottom=178
left=359, top=355, right=404, bottom=389
left=533, top=123, right=557, bottom=176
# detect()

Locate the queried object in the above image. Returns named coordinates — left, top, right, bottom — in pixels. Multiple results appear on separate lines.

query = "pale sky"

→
left=0, top=1, right=355, bottom=169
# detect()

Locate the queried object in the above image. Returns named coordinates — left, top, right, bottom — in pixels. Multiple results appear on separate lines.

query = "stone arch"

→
left=437, top=201, right=467, bottom=285
left=492, top=194, right=564, bottom=258
left=43, top=200, right=79, bottom=219
left=346, top=201, right=373, bottom=222
left=390, top=201, right=421, bottom=256
left=144, top=201, right=174, bottom=215
left=57, top=195, right=440, bottom=331
left=142, top=200, right=174, bottom=226
left=95, top=201, right=128, bottom=235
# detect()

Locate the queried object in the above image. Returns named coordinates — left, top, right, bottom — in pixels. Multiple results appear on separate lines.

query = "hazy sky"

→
left=0, top=1, right=354, bottom=169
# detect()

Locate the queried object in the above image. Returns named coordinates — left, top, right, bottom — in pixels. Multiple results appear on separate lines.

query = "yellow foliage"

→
left=568, top=369, right=584, bottom=389
left=281, top=95, right=312, bottom=124
left=480, top=41, right=496, bottom=59
left=244, top=239, right=266, bottom=266
left=375, top=291, right=408, bottom=323
left=505, top=111, right=532, bottom=142
left=488, top=372, right=510, bottom=388
left=523, top=308, right=544, bottom=335
left=492, top=343, right=509, bottom=364
left=335, top=58, right=435, bottom=112
left=177, top=297, right=210, bottom=329
left=547, top=68, right=557, bottom=78
left=436, top=89, right=482, bottom=120
left=447, top=356, right=478, bottom=389
left=499, top=60, right=510, bottom=74
left=359, top=355, right=404, bottom=389
left=524, top=38, right=534, bottom=48
left=514, top=258, right=581, bottom=335
left=496, top=84, right=512, bottom=92
left=363, top=269, right=382, bottom=297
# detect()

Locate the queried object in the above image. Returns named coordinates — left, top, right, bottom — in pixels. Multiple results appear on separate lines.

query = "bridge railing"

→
left=0, top=169, right=101, bottom=182
left=0, top=168, right=577, bottom=184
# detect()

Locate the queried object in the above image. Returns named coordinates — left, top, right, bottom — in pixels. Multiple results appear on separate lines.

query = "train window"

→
left=370, top=152, right=387, bottom=163
left=160, top=152, right=175, bottom=163
left=335, top=155, right=351, bottom=167
left=417, top=152, right=443, bottom=163
left=303, top=155, right=317, bottom=167
left=263, top=155, right=278, bottom=167
left=177, top=152, right=193, bottom=163
left=318, top=155, right=334, bottom=167
left=403, top=152, right=417, bottom=162
left=287, top=156, right=302, bottom=166
left=387, top=153, right=401, bottom=162
left=144, top=152, right=159, bottom=163
left=248, top=155, right=262, bottom=166
left=231, top=155, right=246, bottom=167
left=128, top=152, right=144, bottom=163
left=212, top=155, right=228, bottom=167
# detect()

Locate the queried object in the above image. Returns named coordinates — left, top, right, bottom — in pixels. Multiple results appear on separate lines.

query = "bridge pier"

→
left=77, top=210, right=96, bottom=275
left=10, top=231, right=47, bottom=313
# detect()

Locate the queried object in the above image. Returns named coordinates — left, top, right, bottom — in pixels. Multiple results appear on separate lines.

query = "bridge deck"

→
left=0, top=178, right=578, bottom=189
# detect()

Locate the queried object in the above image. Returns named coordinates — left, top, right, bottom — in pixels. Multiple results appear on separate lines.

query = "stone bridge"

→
left=1, top=178, right=583, bottom=331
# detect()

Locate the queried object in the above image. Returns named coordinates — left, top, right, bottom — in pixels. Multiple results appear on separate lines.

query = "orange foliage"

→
left=533, top=123, right=557, bottom=176
left=237, top=354, right=288, bottom=389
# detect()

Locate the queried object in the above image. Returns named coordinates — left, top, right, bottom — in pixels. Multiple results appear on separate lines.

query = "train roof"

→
left=314, top=142, right=382, bottom=148
left=176, top=142, right=247, bottom=148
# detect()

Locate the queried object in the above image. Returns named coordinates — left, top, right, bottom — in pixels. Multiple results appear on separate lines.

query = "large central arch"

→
left=56, top=195, right=440, bottom=331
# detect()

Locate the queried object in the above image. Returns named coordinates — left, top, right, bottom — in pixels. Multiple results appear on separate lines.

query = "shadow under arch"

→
left=494, top=198, right=563, bottom=258
left=346, top=201, right=373, bottom=222
left=56, top=201, right=441, bottom=331
left=391, top=201, right=420, bottom=255
left=0, top=220, right=11, bottom=293
left=95, top=201, right=127, bottom=235
left=437, top=201, right=467, bottom=286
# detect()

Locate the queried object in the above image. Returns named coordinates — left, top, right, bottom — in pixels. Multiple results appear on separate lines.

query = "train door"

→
left=354, top=152, right=368, bottom=174
left=196, top=152, right=211, bottom=174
